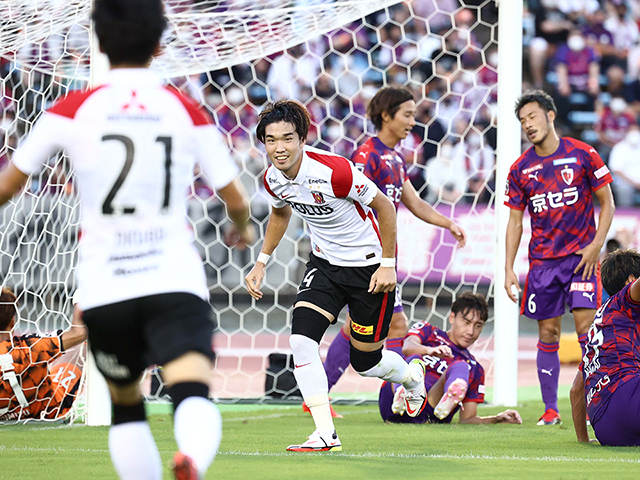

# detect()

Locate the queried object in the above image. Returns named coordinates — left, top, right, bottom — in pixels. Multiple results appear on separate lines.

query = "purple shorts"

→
left=521, top=254, right=601, bottom=320
left=393, top=286, right=403, bottom=314
left=592, top=376, right=640, bottom=446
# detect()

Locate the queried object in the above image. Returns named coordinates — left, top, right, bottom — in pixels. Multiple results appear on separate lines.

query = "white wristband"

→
left=380, top=257, right=395, bottom=268
left=257, top=252, right=270, bottom=265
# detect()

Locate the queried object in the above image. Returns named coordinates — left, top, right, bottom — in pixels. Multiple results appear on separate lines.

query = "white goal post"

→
left=0, top=0, right=522, bottom=426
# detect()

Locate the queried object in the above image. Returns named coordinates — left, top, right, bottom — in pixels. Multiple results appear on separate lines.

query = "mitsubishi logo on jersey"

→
left=561, top=166, right=574, bottom=185
left=355, top=184, right=369, bottom=196
left=311, top=192, right=325, bottom=204
left=122, top=90, right=146, bottom=112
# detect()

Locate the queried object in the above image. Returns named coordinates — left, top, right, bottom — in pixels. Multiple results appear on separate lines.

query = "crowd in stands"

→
left=525, top=0, right=640, bottom=206
left=0, top=0, right=639, bottom=207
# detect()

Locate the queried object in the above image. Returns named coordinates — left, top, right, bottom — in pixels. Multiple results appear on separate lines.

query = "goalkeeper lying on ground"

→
left=379, top=291, right=522, bottom=425
left=0, top=287, right=87, bottom=421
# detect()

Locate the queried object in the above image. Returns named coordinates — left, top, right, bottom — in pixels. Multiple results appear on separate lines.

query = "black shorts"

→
left=295, top=254, right=393, bottom=343
left=83, top=292, right=215, bottom=385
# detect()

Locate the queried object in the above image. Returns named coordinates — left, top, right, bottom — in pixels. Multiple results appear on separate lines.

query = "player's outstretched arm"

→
left=367, top=191, right=397, bottom=294
left=504, top=207, right=524, bottom=303
left=218, top=179, right=255, bottom=249
left=570, top=368, right=592, bottom=443
left=459, top=402, right=522, bottom=425
left=60, top=305, right=88, bottom=351
left=244, top=205, right=292, bottom=300
left=400, top=179, right=467, bottom=248
left=574, top=184, right=615, bottom=281
left=0, top=164, right=29, bottom=207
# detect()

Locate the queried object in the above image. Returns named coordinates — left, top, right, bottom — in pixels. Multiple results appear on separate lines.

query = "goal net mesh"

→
left=0, top=0, right=499, bottom=421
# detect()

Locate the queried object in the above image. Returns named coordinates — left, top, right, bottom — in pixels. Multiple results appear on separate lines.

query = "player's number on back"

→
left=528, top=294, right=536, bottom=314
left=101, top=134, right=173, bottom=215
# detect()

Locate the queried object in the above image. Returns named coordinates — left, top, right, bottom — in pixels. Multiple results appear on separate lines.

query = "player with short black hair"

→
left=380, top=291, right=521, bottom=425
left=0, top=286, right=87, bottom=421
left=505, top=89, right=615, bottom=427
left=570, top=249, right=640, bottom=445
left=0, top=1, right=253, bottom=478
left=321, top=86, right=466, bottom=410
left=246, top=99, right=429, bottom=452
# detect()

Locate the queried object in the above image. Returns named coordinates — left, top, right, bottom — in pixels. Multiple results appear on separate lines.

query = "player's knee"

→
left=170, top=382, right=209, bottom=412
left=289, top=334, right=319, bottom=365
left=291, top=306, right=331, bottom=344
left=349, top=343, right=382, bottom=374
left=112, top=402, right=146, bottom=425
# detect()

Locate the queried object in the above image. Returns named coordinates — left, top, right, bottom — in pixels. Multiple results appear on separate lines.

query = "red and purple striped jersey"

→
left=351, top=137, right=407, bottom=210
left=504, top=137, right=612, bottom=267
left=405, top=322, right=485, bottom=406
left=582, top=280, right=640, bottom=423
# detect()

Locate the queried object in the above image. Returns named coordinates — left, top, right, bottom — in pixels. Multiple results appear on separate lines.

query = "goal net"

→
left=0, top=0, right=509, bottom=422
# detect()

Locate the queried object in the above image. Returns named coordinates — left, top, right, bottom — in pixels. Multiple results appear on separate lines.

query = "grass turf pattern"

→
left=0, top=398, right=638, bottom=479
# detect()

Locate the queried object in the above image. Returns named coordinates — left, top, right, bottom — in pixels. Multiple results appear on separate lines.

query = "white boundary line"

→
left=1, top=445, right=638, bottom=464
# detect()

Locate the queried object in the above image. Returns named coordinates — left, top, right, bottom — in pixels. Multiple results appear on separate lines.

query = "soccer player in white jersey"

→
left=245, top=100, right=428, bottom=452
left=0, top=1, right=253, bottom=479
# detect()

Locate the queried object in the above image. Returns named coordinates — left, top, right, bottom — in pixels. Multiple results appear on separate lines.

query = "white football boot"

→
left=434, top=378, right=468, bottom=420
left=404, top=359, right=427, bottom=418
left=286, top=430, right=342, bottom=452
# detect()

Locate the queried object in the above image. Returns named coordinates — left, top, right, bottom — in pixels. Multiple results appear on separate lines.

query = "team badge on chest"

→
left=311, top=192, right=325, bottom=204
left=561, top=166, right=574, bottom=185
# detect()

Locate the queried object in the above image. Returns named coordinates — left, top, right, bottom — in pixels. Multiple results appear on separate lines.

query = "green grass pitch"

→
left=1, top=398, right=639, bottom=480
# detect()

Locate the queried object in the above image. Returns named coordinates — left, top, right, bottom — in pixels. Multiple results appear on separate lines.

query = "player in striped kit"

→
left=570, top=248, right=640, bottom=446
left=321, top=87, right=467, bottom=406
left=245, top=100, right=429, bottom=452
left=0, top=1, right=254, bottom=478
left=504, top=90, right=615, bottom=426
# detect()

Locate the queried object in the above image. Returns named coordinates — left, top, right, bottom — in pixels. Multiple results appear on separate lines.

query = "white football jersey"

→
left=263, top=146, right=383, bottom=266
left=12, top=68, right=239, bottom=310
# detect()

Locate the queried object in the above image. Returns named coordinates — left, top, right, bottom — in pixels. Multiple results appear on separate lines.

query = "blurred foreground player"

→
left=380, top=292, right=521, bottom=425
left=504, top=90, right=614, bottom=426
left=245, top=100, right=427, bottom=452
left=0, top=1, right=253, bottom=479
left=570, top=249, right=640, bottom=446
left=321, top=86, right=467, bottom=406
left=0, top=287, right=86, bottom=421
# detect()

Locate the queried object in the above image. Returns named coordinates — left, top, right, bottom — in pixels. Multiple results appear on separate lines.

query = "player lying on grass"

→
left=570, top=248, right=640, bottom=446
left=245, top=100, right=428, bottom=452
left=0, top=286, right=86, bottom=421
left=379, top=291, right=522, bottom=425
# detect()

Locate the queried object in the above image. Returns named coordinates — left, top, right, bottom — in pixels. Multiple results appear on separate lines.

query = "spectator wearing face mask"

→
left=424, top=141, right=467, bottom=205
left=553, top=29, right=600, bottom=123
left=603, top=0, right=640, bottom=75
left=595, top=97, right=637, bottom=160
left=608, top=124, right=640, bottom=207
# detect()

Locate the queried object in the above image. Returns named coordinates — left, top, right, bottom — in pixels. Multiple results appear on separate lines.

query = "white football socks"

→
left=359, top=349, right=419, bottom=389
left=290, top=334, right=334, bottom=434
left=174, top=396, right=222, bottom=478
left=109, top=421, right=162, bottom=480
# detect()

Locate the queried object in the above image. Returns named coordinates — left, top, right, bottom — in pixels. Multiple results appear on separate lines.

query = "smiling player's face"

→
left=264, top=121, right=306, bottom=179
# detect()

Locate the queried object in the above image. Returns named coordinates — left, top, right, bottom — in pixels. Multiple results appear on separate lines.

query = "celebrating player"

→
left=504, top=90, right=615, bottom=426
left=570, top=249, right=640, bottom=446
left=0, top=287, right=86, bottom=421
left=380, top=291, right=521, bottom=425
left=322, top=86, right=467, bottom=401
left=0, top=1, right=254, bottom=479
left=245, top=99, right=427, bottom=452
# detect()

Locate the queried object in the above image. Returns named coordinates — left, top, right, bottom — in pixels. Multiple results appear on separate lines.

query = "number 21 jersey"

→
left=12, top=68, right=239, bottom=309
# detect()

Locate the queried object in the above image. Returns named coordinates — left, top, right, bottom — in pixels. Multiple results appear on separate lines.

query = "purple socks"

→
left=324, top=329, right=351, bottom=391
left=444, top=360, right=470, bottom=393
left=537, top=340, right=560, bottom=412
left=385, top=337, right=404, bottom=355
